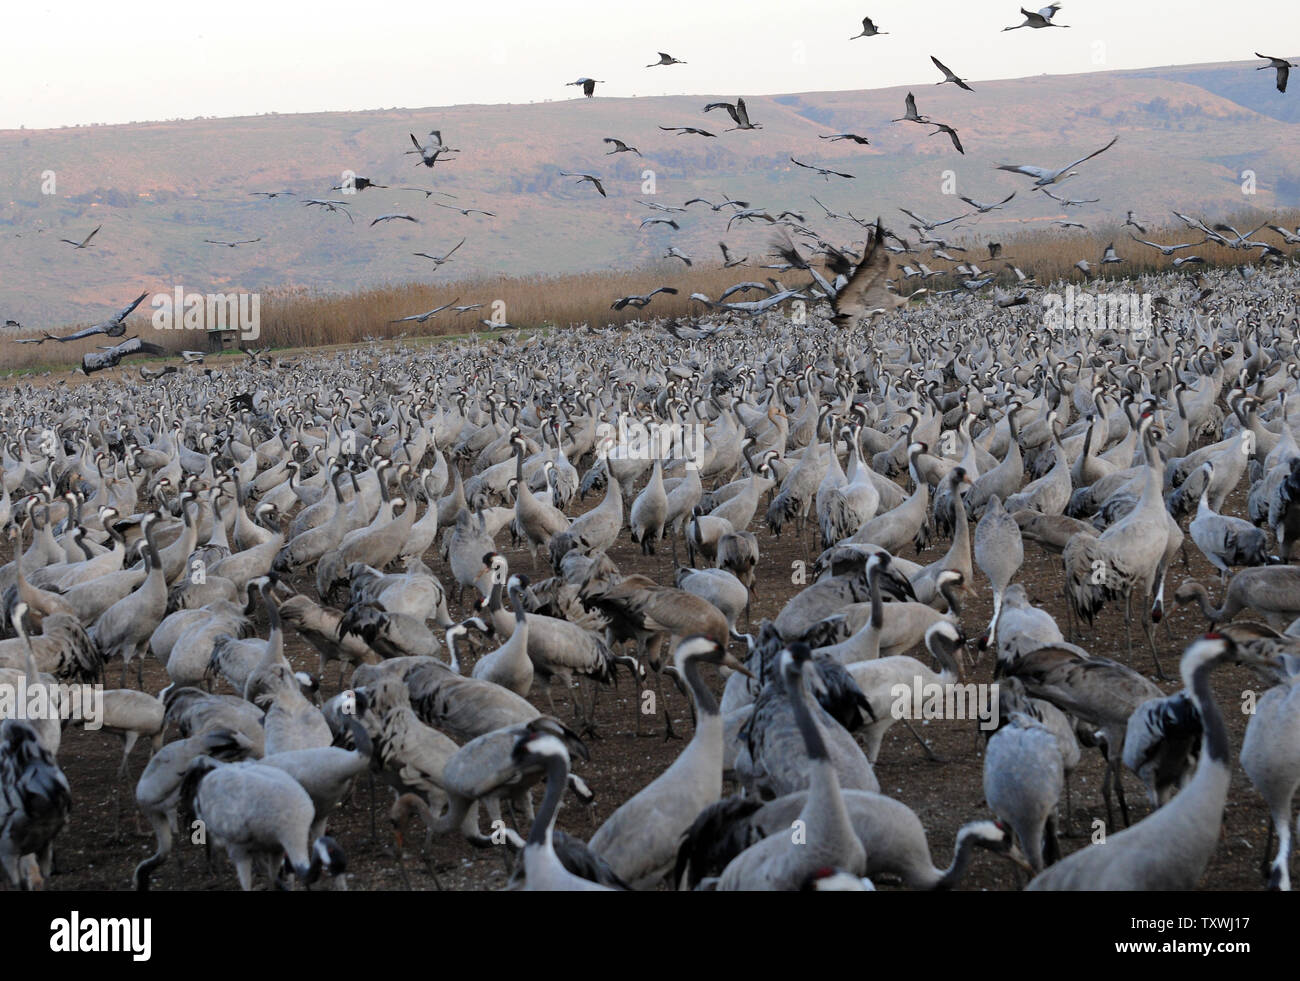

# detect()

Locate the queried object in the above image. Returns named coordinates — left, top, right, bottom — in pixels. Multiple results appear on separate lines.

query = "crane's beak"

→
left=1003, top=842, right=1036, bottom=877
left=722, top=651, right=755, bottom=679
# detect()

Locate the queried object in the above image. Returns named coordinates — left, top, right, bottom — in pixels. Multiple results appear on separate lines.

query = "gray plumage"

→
left=1028, top=637, right=1282, bottom=890
left=1123, top=691, right=1201, bottom=807
left=184, top=759, right=345, bottom=890
left=1240, top=652, right=1300, bottom=889
left=0, top=719, right=71, bottom=890
left=719, top=644, right=866, bottom=889
left=352, top=655, right=541, bottom=743
left=984, top=708, right=1063, bottom=872
left=1190, top=461, right=1270, bottom=578
left=509, top=733, right=616, bottom=891
left=132, top=726, right=256, bottom=890
left=974, top=494, right=1024, bottom=649
left=588, top=637, right=743, bottom=889
left=678, top=791, right=1017, bottom=890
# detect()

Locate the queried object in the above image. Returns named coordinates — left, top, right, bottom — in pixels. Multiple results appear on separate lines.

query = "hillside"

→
left=1, top=58, right=1297, bottom=327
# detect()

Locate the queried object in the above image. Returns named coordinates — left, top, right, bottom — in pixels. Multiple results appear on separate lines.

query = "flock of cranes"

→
left=2, top=7, right=1299, bottom=894
left=16, top=8, right=1292, bottom=347
left=1, top=251, right=1299, bottom=891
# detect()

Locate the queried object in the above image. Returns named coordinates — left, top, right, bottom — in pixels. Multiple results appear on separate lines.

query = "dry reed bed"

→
left=2, top=208, right=1296, bottom=376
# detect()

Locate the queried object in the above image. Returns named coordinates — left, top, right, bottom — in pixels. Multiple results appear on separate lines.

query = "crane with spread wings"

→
left=830, top=220, right=921, bottom=325
left=767, top=220, right=919, bottom=326
left=80, top=336, right=169, bottom=375
left=17, top=292, right=150, bottom=345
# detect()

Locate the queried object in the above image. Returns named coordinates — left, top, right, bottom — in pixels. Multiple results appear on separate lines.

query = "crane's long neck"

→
left=1189, top=657, right=1230, bottom=775
left=1147, top=652, right=1235, bottom=870
left=789, top=664, right=855, bottom=846
left=266, top=589, right=283, bottom=664
left=949, top=485, right=970, bottom=554
left=682, top=654, right=719, bottom=718
left=250, top=587, right=285, bottom=679
left=507, top=586, right=529, bottom=649
left=845, top=566, right=884, bottom=659
left=446, top=629, right=465, bottom=673
left=1137, top=437, right=1163, bottom=510
left=528, top=752, right=568, bottom=849
left=934, top=826, right=985, bottom=890
left=12, top=523, right=29, bottom=587
left=1196, top=477, right=1213, bottom=519
left=602, top=464, right=622, bottom=513
left=846, top=438, right=862, bottom=482
left=868, top=565, right=885, bottom=633
left=143, top=519, right=164, bottom=583
left=788, top=667, right=828, bottom=763
left=18, top=622, right=40, bottom=686
left=209, top=499, right=230, bottom=549
left=1189, top=583, right=1229, bottom=622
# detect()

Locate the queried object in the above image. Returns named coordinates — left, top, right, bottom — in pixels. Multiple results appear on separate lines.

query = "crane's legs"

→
left=569, top=679, right=599, bottom=740
left=577, top=679, right=601, bottom=740
left=657, top=667, right=680, bottom=740
left=1063, top=581, right=1081, bottom=642
left=1061, top=775, right=1075, bottom=835
left=368, top=772, right=378, bottom=845
left=1043, top=814, right=1061, bottom=866
left=1265, top=806, right=1292, bottom=890
left=1122, top=592, right=1134, bottom=660
left=631, top=637, right=654, bottom=737
left=1101, top=754, right=1131, bottom=829
left=1140, top=587, right=1167, bottom=679
left=901, top=718, right=942, bottom=762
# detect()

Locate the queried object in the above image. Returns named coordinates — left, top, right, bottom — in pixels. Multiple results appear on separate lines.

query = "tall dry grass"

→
left=965, top=206, right=1300, bottom=284
left=257, top=264, right=749, bottom=349
left=3, top=206, right=1296, bottom=376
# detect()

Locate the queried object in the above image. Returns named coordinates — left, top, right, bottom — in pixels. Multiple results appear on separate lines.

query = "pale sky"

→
left=6, top=0, right=1298, bottom=130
